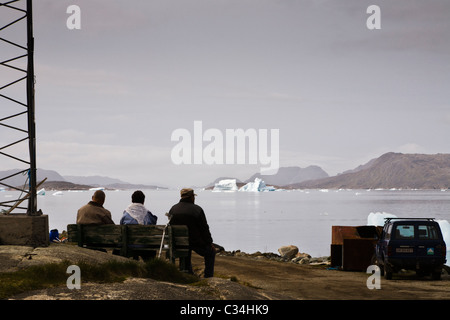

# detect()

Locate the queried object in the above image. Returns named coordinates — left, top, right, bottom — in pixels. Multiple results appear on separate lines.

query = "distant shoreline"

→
left=2, top=181, right=167, bottom=192
left=2, top=183, right=449, bottom=192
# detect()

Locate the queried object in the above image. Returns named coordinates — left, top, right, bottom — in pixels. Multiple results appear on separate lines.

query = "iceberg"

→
left=37, top=188, right=46, bottom=196
left=437, top=220, right=450, bottom=246
left=239, top=178, right=276, bottom=192
left=213, top=179, right=238, bottom=192
left=89, top=187, right=105, bottom=191
left=437, top=220, right=450, bottom=266
left=367, top=212, right=397, bottom=226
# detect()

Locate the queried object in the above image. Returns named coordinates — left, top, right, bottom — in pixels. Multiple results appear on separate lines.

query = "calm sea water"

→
left=4, top=189, right=450, bottom=258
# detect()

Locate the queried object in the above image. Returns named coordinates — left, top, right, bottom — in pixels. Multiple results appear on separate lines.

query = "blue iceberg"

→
left=239, top=178, right=276, bottom=192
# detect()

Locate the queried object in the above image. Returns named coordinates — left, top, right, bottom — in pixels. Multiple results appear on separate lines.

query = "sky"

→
left=1, top=0, right=449, bottom=188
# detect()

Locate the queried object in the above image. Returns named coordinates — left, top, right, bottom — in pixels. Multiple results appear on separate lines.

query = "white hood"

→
left=125, top=203, right=148, bottom=225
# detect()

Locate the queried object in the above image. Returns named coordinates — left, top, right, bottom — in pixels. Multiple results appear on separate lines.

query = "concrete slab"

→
left=0, top=215, right=49, bottom=247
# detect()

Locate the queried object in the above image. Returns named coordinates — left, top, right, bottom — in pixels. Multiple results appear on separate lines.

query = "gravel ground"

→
left=2, top=244, right=449, bottom=301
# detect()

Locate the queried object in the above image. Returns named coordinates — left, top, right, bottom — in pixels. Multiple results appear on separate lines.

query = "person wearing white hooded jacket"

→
left=120, top=190, right=158, bottom=225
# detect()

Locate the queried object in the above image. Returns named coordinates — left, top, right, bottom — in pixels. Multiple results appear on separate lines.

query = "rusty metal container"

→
left=330, top=225, right=382, bottom=271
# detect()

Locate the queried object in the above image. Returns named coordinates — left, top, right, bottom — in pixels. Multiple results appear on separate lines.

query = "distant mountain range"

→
left=0, top=169, right=65, bottom=189
left=208, top=153, right=450, bottom=190
left=2, top=152, right=450, bottom=191
left=0, top=169, right=163, bottom=190
left=291, top=152, right=450, bottom=190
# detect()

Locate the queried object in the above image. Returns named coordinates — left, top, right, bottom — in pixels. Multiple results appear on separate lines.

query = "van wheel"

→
left=432, top=269, right=442, bottom=280
left=416, top=270, right=427, bottom=278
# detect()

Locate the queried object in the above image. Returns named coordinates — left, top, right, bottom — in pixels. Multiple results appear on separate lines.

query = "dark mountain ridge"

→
left=291, top=152, right=450, bottom=190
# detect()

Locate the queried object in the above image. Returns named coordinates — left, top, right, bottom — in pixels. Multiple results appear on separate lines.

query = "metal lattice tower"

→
left=0, top=0, right=39, bottom=216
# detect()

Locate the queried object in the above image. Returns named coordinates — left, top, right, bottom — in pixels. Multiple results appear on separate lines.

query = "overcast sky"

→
left=1, top=0, right=449, bottom=188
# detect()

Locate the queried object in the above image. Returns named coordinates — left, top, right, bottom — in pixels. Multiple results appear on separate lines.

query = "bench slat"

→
left=127, top=236, right=168, bottom=246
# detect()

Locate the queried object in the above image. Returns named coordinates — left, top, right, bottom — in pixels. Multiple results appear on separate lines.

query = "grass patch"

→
left=0, top=261, right=71, bottom=300
left=232, top=278, right=260, bottom=289
left=0, top=258, right=199, bottom=300
left=189, top=279, right=210, bottom=287
left=214, top=273, right=260, bottom=289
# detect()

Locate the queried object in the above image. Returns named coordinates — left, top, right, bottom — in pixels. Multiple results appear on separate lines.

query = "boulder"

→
left=298, top=257, right=310, bottom=264
left=291, top=253, right=311, bottom=264
left=278, top=245, right=299, bottom=260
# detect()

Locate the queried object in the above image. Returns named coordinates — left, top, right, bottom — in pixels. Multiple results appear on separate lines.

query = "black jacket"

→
left=169, top=198, right=213, bottom=248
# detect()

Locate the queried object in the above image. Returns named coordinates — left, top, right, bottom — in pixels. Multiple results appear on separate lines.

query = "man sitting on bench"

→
left=169, top=188, right=215, bottom=278
left=76, top=190, right=114, bottom=225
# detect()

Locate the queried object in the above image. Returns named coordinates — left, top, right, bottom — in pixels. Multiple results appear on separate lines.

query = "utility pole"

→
left=0, top=0, right=40, bottom=216
left=0, top=0, right=48, bottom=247
left=26, top=0, right=38, bottom=216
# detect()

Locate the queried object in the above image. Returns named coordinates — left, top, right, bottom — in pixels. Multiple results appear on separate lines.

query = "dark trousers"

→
left=186, top=245, right=216, bottom=278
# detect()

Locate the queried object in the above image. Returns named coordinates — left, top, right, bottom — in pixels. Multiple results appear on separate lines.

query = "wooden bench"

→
left=67, top=224, right=190, bottom=271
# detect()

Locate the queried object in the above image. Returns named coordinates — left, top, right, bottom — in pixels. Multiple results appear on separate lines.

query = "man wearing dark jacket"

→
left=169, top=188, right=215, bottom=278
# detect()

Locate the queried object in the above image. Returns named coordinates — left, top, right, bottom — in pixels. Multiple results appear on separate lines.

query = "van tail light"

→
left=387, top=245, right=393, bottom=257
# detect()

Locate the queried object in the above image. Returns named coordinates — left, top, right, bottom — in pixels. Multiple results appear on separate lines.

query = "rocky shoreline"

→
left=217, top=245, right=330, bottom=266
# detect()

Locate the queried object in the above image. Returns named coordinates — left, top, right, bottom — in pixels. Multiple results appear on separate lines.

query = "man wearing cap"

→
left=168, top=188, right=215, bottom=278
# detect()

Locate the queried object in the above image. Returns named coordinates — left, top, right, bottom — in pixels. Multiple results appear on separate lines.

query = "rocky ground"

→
left=1, top=244, right=449, bottom=301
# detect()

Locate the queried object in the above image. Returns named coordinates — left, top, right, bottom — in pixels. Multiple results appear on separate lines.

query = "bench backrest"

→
left=67, top=224, right=189, bottom=259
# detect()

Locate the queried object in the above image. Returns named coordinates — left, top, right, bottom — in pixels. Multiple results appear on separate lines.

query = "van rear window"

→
left=395, top=225, right=414, bottom=239
left=394, top=224, right=440, bottom=240
left=418, top=225, right=439, bottom=240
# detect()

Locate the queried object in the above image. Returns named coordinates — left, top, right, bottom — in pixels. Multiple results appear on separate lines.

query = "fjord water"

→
left=6, top=189, right=450, bottom=258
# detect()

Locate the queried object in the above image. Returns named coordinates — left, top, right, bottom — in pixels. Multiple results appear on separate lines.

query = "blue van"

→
left=375, top=218, right=447, bottom=280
